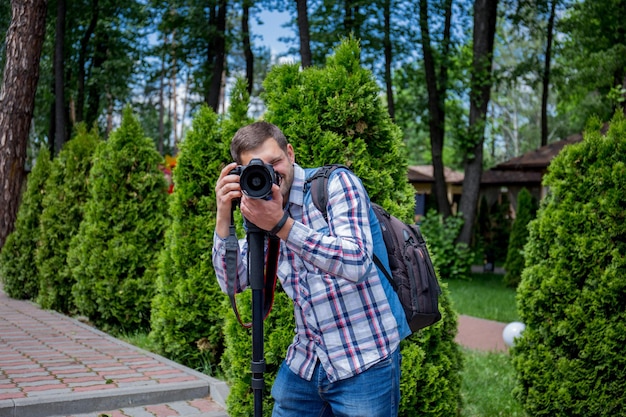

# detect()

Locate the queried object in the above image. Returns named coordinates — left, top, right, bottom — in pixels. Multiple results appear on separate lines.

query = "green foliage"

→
left=399, top=282, right=463, bottom=416
left=36, top=125, right=100, bottom=313
left=221, top=38, right=462, bottom=416
left=262, top=37, right=415, bottom=221
left=556, top=1, right=626, bottom=131
left=0, top=149, right=51, bottom=299
left=149, top=80, right=252, bottom=371
left=512, top=112, right=626, bottom=416
left=503, top=188, right=536, bottom=288
left=474, top=195, right=512, bottom=265
left=68, top=107, right=168, bottom=332
left=420, top=209, right=473, bottom=281
left=221, top=291, right=294, bottom=417
left=149, top=105, right=230, bottom=370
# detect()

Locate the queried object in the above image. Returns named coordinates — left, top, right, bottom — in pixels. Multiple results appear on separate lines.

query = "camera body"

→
left=230, top=158, right=278, bottom=200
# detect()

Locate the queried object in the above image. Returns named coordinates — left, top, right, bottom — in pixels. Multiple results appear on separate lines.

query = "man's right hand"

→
left=215, top=162, right=241, bottom=238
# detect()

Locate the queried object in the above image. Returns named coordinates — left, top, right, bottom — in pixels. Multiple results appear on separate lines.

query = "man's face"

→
left=240, top=138, right=295, bottom=205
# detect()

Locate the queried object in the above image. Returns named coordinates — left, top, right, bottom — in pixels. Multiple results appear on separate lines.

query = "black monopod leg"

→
left=246, top=221, right=266, bottom=417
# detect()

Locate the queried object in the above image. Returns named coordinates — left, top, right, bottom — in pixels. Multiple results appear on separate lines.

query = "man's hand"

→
left=238, top=184, right=284, bottom=232
left=214, top=162, right=241, bottom=238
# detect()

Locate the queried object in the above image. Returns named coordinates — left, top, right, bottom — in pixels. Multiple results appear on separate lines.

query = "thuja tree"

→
left=37, top=125, right=100, bottom=313
left=150, top=79, right=254, bottom=371
left=68, top=107, right=168, bottom=332
left=0, top=148, right=51, bottom=299
left=503, top=188, right=537, bottom=288
left=149, top=106, right=230, bottom=369
left=222, top=39, right=463, bottom=416
left=512, top=112, right=626, bottom=416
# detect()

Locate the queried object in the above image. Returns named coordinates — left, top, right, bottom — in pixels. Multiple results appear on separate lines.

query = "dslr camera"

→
left=230, top=158, right=279, bottom=200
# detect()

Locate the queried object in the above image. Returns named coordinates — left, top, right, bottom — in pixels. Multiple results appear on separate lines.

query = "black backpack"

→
left=306, top=165, right=442, bottom=333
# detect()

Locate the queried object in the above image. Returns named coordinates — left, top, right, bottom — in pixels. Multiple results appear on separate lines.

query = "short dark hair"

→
left=230, top=121, right=289, bottom=164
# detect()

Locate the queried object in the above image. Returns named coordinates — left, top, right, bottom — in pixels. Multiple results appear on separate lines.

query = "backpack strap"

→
left=305, top=164, right=411, bottom=338
left=305, top=164, right=350, bottom=221
left=305, top=163, right=389, bottom=279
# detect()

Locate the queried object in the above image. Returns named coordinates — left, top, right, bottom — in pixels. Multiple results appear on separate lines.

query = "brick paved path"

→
left=0, top=289, right=227, bottom=417
left=1, top=283, right=509, bottom=417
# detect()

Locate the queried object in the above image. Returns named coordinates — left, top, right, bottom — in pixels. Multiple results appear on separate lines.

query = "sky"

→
left=249, top=8, right=293, bottom=60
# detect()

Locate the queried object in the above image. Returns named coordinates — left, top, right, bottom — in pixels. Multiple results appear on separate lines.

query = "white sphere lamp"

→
left=502, top=321, right=526, bottom=347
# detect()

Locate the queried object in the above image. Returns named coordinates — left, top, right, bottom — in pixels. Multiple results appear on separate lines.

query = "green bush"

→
left=474, top=194, right=512, bottom=265
left=0, top=148, right=51, bottom=299
left=36, top=125, right=100, bottom=313
left=221, top=291, right=294, bottom=417
left=420, top=209, right=473, bottom=281
left=512, top=111, right=626, bottom=416
left=68, top=107, right=169, bottom=332
left=503, top=188, right=536, bottom=288
left=149, top=79, right=252, bottom=371
left=399, top=282, right=463, bottom=416
left=222, top=38, right=463, bottom=417
left=149, top=106, right=230, bottom=370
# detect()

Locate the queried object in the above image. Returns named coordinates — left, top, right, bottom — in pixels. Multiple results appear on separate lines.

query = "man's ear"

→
left=287, top=144, right=295, bottom=164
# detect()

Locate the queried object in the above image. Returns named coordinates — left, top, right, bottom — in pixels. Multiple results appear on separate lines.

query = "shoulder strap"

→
left=305, top=164, right=390, bottom=280
left=305, top=164, right=350, bottom=221
left=226, top=228, right=280, bottom=328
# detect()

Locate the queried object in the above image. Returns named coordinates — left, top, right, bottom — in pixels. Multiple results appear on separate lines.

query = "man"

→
left=213, top=121, right=403, bottom=416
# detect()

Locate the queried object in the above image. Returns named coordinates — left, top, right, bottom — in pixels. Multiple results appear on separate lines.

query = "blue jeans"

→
left=271, top=349, right=401, bottom=417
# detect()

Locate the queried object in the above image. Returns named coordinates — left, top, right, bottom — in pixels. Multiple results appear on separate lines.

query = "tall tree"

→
left=296, top=0, right=312, bottom=68
left=383, top=0, right=394, bottom=118
left=419, top=0, right=454, bottom=217
left=457, top=0, right=499, bottom=245
left=75, top=0, right=99, bottom=124
left=206, top=0, right=227, bottom=111
left=242, top=0, right=254, bottom=93
left=0, top=0, right=48, bottom=249
left=539, top=0, right=557, bottom=146
left=557, top=0, right=626, bottom=126
left=53, top=0, right=67, bottom=154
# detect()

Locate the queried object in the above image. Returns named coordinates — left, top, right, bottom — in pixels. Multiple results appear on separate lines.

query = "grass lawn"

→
left=446, top=272, right=520, bottom=323
left=459, top=349, right=526, bottom=417
left=450, top=271, right=527, bottom=417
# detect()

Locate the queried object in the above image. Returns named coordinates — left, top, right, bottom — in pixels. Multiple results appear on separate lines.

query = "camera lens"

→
left=240, top=164, right=273, bottom=199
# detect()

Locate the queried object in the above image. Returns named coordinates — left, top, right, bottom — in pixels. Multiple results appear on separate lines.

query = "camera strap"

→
left=225, top=216, right=280, bottom=328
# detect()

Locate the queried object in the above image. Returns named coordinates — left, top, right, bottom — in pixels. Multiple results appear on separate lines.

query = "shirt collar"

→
left=288, top=163, right=305, bottom=208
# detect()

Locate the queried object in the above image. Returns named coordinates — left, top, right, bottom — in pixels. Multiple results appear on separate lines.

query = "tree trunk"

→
left=541, top=0, right=556, bottom=147
left=383, top=0, right=394, bottom=119
left=296, top=0, right=312, bottom=68
left=86, top=31, right=108, bottom=127
left=54, top=0, right=67, bottom=154
left=206, top=0, right=226, bottom=112
left=171, top=30, right=178, bottom=146
left=0, top=0, right=48, bottom=249
left=242, top=1, right=254, bottom=94
left=419, top=0, right=453, bottom=217
left=457, top=0, right=498, bottom=246
left=76, top=0, right=99, bottom=124
left=158, top=38, right=166, bottom=154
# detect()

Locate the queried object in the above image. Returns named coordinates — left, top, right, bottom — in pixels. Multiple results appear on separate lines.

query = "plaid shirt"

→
left=213, top=164, right=400, bottom=382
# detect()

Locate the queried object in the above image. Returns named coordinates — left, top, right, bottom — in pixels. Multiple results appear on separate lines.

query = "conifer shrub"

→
left=503, top=188, right=536, bottom=288
left=420, top=209, right=473, bottom=280
left=150, top=106, right=231, bottom=369
left=36, top=125, right=100, bottom=313
left=512, top=112, right=626, bottom=416
left=68, top=107, right=168, bottom=332
left=0, top=148, right=51, bottom=299
left=222, top=38, right=462, bottom=417
left=150, top=79, right=253, bottom=370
